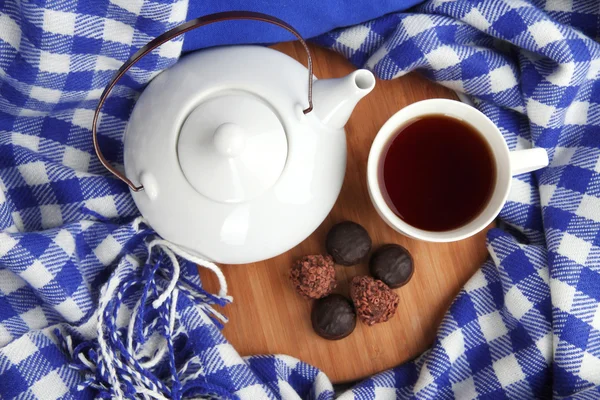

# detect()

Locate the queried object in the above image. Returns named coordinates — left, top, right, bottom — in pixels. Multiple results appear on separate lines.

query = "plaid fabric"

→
left=1, top=0, right=600, bottom=399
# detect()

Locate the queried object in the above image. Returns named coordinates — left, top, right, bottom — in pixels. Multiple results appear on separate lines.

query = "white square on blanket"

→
left=335, top=25, right=371, bottom=51
left=12, top=133, right=40, bottom=152
left=527, top=98, right=556, bottom=127
left=452, top=377, right=477, bottom=400
left=110, top=0, right=143, bottom=15
left=235, top=384, right=270, bottom=400
left=546, top=0, right=573, bottom=12
left=564, top=101, right=589, bottom=125
left=558, top=232, right=592, bottom=265
left=551, top=278, right=576, bottom=313
left=0, top=233, right=18, bottom=258
left=489, top=65, right=517, bottom=93
left=577, top=194, right=600, bottom=222
left=0, top=268, right=26, bottom=295
left=3, top=335, right=38, bottom=364
left=18, top=161, right=49, bottom=186
left=43, top=9, right=76, bottom=36
left=0, top=14, right=21, bottom=49
left=103, top=18, right=134, bottom=45
left=30, top=86, right=62, bottom=103
left=441, top=328, right=466, bottom=363
left=94, top=235, right=122, bottom=266
left=41, top=204, right=63, bottom=229
left=55, top=298, right=85, bottom=322
left=580, top=352, right=600, bottom=385
left=505, top=286, right=533, bottom=320
left=425, top=46, right=460, bottom=69
left=547, top=62, right=575, bottom=87
left=20, top=260, right=53, bottom=289
left=528, top=20, right=563, bottom=48
left=463, top=8, right=491, bottom=30
left=32, top=371, right=69, bottom=400
left=402, top=15, right=435, bottom=37
left=479, top=311, right=508, bottom=342
left=21, top=307, right=48, bottom=330
left=63, top=146, right=91, bottom=171
left=493, top=354, right=526, bottom=387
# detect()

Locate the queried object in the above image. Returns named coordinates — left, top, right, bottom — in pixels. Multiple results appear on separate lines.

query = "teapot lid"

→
left=177, top=93, right=287, bottom=203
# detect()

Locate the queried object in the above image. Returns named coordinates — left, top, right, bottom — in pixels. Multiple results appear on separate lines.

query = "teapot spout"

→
left=312, top=69, right=375, bottom=130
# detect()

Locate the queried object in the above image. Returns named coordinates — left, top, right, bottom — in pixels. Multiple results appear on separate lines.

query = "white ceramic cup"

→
left=367, top=98, right=549, bottom=242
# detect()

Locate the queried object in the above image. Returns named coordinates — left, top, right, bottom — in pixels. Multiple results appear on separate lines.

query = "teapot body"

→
left=125, top=46, right=346, bottom=264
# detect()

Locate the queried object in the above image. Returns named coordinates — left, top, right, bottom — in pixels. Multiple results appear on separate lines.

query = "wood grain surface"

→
left=200, top=42, right=492, bottom=383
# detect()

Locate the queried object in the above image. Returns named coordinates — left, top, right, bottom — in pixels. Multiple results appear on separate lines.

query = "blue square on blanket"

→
left=521, top=64, right=544, bottom=97
left=434, top=25, right=458, bottom=45
left=42, top=117, right=71, bottom=145
left=589, top=80, right=600, bottom=104
left=0, top=144, right=15, bottom=168
left=38, top=344, right=67, bottom=369
left=571, top=13, right=598, bottom=37
left=7, top=54, right=38, bottom=85
left=0, top=81, right=28, bottom=107
left=19, top=233, right=52, bottom=258
left=394, top=363, right=418, bottom=388
left=247, top=357, right=277, bottom=382
left=577, top=268, right=600, bottom=301
left=389, top=40, right=424, bottom=69
left=0, top=297, right=17, bottom=321
left=0, top=367, right=28, bottom=399
left=55, top=260, right=82, bottom=296
left=581, top=125, right=600, bottom=148
left=289, top=369, right=314, bottom=396
left=76, top=0, right=109, bottom=17
left=558, top=86, right=579, bottom=107
left=560, top=315, right=591, bottom=349
left=64, top=71, right=95, bottom=91
left=0, top=111, right=16, bottom=131
left=51, top=179, right=84, bottom=204
left=466, top=344, right=493, bottom=373
left=543, top=206, right=573, bottom=231
left=566, top=39, right=591, bottom=62
left=558, top=165, right=593, bottom=193
left=503, top=250, right=536, bottom=284
left=491, top=10, right=528, bottom=39
left=509, top=325, right=534, bottom=353
left=461, top=53, right=490, bottom=80
left=8, top=186, right=38, bottom=210
left=450, top=294, right=478, bottom=327
left=72, top=36, right=103, bottom=55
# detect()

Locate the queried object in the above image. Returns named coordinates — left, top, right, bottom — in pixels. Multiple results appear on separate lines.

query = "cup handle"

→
left=509, top=148, right=549, bottom=176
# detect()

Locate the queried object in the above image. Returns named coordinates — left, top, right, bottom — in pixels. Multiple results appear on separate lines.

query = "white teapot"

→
left=93, top=12, right=375, bottom=264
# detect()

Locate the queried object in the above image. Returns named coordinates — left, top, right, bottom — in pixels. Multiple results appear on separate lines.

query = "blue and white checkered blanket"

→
left=1, top=0, right=600, bottom=398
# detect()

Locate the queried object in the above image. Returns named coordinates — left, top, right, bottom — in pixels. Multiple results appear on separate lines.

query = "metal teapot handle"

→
left=92, top=11, right=314, bottom=192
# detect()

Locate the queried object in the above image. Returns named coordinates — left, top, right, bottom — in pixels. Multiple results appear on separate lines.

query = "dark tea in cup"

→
left=381, top=115, right=496, bottom=232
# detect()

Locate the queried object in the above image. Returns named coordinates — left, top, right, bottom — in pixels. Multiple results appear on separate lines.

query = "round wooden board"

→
left=200, top=42, right=491, bottom=384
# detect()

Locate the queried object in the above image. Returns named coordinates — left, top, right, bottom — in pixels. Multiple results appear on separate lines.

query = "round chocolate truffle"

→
left=369, top=244, right=414, bottom=288
left=326, top=221, right=372, bottom=266
left=350, top=276, right=399, bottom=326
left=311, top=294, right=356, bottom=340
left=290, top=255, right=336, bottom=299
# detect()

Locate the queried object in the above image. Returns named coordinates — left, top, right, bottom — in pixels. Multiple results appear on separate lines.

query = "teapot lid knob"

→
left=213, top=123, right=246, bottom=157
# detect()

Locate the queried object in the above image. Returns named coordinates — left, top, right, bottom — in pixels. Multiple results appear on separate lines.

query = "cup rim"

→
left=367, top=98, right=511, bottom=242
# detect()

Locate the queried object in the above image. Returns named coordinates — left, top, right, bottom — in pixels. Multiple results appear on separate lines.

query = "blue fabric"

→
left=2, top=0, right=600, bottom=399
left=182, top=1, right=422, bottom=51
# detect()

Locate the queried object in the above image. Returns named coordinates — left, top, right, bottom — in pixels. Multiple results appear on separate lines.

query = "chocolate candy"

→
left=326, top=221, right=372, bottom=266
left=350, top=276, right=399, bottom=326
left=369, top=244, right=414, bottom=288
left=311, top=294, right=356, bottom=340
left=290, top=255, right=337, bottom=299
